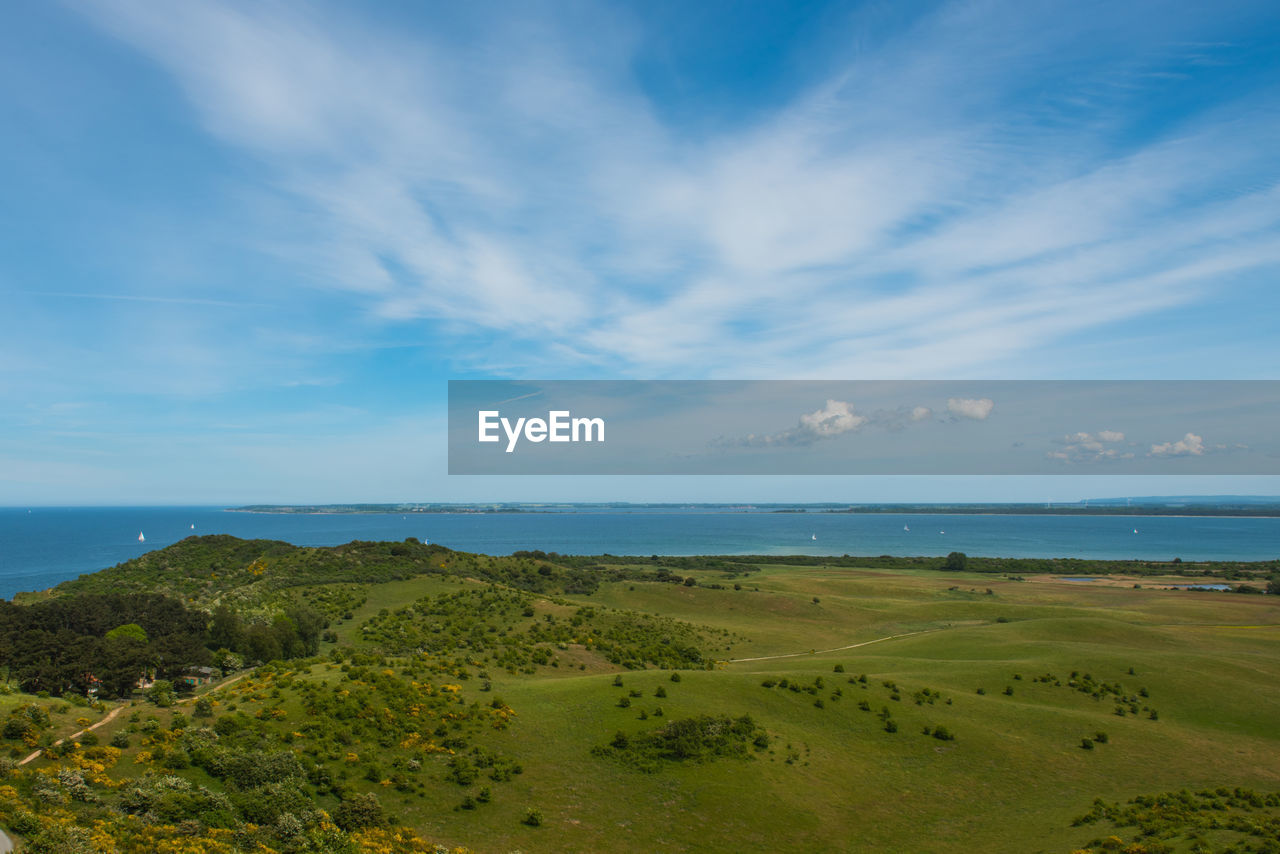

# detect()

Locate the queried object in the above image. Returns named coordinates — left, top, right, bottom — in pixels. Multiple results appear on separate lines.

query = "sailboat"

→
left=137, top=531, right=145, bottom=543
left=903, top=524, right=910, bottom=532
left=190, top=523, right=195, bottom=530
left=811, top=533, right=817, bottom=541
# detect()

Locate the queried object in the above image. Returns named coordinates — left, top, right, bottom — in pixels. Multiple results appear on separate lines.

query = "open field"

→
left=2, top=549, right=1279, bottom=853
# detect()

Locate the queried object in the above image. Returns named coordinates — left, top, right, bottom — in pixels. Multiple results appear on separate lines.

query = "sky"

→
left=1, top=0, right=1278, bottom=505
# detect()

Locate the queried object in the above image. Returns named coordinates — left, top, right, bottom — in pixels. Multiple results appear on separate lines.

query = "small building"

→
left=180, top=666, right=219, bottom=688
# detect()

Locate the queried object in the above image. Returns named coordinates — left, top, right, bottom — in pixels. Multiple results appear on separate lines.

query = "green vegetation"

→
left=0, top=535, right=1278, bottom=852
left=1070, top=788, right=1280, bottom=853
left=592, top=714, right=769, bottom=772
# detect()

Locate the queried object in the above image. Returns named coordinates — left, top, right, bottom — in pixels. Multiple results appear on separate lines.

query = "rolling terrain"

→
left=1, top=538, right=1278, bottom=852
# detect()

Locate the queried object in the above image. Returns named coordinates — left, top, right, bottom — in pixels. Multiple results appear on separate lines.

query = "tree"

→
left=208, top=605, right=244, bottom=651
left=944, top=552, right=968, bottom=571
left=105, top=623, right=148, bottom=644
left=145, top=679, right=176, bottom=708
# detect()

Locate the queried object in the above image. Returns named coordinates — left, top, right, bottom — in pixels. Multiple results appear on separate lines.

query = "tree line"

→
left=0, top=592, right=324, bottom=698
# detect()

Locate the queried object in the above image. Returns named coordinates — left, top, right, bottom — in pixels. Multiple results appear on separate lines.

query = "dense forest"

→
left=0, top=593, right=324, bottom=699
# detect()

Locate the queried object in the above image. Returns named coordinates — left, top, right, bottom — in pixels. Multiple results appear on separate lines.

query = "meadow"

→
left=2, top=543, right=1278, bottom=853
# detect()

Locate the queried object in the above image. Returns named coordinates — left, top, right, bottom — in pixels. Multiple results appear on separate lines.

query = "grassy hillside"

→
left=2, top=540, right=1278, bottom=852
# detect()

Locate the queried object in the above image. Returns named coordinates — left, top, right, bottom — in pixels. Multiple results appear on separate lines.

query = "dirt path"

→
left=18, top=702, right=128, bottom=766
left=16, top=671, right=250, bottom=768
left=725, top=628, right=943, bottom=664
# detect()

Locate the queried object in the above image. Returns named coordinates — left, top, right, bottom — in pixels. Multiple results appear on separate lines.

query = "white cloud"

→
left=947, top=397, right=994, bottom=420
left=1150, top=432, right=1205, bottom=457
left=1048, top=430, right=1132, bottom=464
left=799, top=400, right=868, bottom=438
left=66, top=0, right=1280, bottom=383
left=730, top=399, right=869, bottom=448
left=910, top=406, right=933, bottom=421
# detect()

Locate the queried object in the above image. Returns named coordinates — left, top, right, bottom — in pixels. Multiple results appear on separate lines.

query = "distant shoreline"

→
left=227, top=502, right=1280, bottom=518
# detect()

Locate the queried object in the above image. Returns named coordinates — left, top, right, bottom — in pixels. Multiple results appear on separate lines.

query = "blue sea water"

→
left=0, top=506, right=1276, bottom=600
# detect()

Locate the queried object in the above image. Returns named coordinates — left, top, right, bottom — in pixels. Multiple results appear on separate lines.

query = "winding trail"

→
left=17, top=672, right=251, bottom=768
left=0, top=671, right=254, bottom=849
left=724, top=628, right=944, bottom=664
left=18, top=702, right=128, bottom=766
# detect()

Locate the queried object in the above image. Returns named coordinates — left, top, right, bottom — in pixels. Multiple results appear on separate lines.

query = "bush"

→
left=333, top=792, right=386, bottom=831
left=522, top=807, right=544, bottom=827
left=145, top=680, right=176, bottom=708
left=1080, top=738, right=1094, bottom=750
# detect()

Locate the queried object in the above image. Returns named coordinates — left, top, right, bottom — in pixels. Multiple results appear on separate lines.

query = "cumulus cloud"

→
left=1149, top=432, right=1205, bottom=457
left=947, top=398, right=994, bottom=420
left=1048, top=430, right=1132, bottom=463
left=720, top=397, right=981, bottom=449
left=799, top=400, right=867, bottom=438
left=729, top=399, right=868, bottom=447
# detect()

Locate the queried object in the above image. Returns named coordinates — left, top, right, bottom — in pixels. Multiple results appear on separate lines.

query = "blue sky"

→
left=2, top=0, right=1279, bottom=504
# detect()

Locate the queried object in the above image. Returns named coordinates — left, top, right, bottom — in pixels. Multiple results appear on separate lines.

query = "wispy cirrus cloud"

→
left=65, top=0, right=1280, bottom=384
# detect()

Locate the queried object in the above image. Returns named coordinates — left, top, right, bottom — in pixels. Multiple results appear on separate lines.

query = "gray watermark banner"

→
left=448, top=380, right=1280, bottom=475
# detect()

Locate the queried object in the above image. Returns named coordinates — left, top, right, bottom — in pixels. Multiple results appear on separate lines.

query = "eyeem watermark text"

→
left=478, top=410, right=605, bottom=453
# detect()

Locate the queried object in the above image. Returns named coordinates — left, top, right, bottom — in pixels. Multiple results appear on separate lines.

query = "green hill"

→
left=2, top=538, right=1279, bottom=853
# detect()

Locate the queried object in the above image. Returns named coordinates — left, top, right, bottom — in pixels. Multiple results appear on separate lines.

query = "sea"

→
left=1, top=506, right=1277, bottom=600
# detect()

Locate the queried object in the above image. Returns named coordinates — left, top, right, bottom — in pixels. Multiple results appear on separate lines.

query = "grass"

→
left=4, top=561, right=1279, bottom=853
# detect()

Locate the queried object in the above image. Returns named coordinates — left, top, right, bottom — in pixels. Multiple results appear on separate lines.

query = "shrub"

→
left=1080, top=738, right=1094, bottom=750
left=522, top=807, right=544, bottom=826
left=333, top=792, right=386, bottom=831
left=833, top=664, right=845, bottom=673
left=145, top=680, right=176, bottom=708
